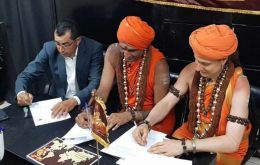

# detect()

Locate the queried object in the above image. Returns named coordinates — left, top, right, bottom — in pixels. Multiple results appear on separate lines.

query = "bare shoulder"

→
left=155, top=58, right=169, bottom=73
left=105, top=43, right=120, bottom=57
left=233, top=75, right=250, bottom=97
left=178, top=62, right=196, bottom=83
left=105, top=43, right=120, bottom=67
left=230, top=75, right=250, bottom=117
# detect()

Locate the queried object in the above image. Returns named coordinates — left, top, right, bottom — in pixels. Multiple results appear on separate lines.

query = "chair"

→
left=170, top=73, right=260, bottom=163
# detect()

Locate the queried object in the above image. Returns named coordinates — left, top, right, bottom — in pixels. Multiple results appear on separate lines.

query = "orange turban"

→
left=117, top=16, right=155, bottom=50
left=189, top=24, right=238, bottom=60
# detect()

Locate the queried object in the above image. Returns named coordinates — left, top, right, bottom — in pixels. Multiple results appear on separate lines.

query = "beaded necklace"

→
left=194, top=63, right=228, bottom=139
left=122, top=51, right=147, bottom=111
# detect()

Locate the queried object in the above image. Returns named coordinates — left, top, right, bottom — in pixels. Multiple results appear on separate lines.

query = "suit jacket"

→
left=15, top=36, right=104, bottom=106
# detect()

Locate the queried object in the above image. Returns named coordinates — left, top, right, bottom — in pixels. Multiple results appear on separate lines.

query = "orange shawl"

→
left=173, top=67, right=251, bottom=165
left=126, top=47, right=175, bottom=135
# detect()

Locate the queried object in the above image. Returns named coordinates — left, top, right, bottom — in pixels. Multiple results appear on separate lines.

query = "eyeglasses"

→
left=55, top=39, right=76, bottom=49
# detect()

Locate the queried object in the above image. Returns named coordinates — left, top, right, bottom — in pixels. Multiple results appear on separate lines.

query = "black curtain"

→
left=0, top=0, right=56, bottom=102
left=54, top=0, right=153, bottom=47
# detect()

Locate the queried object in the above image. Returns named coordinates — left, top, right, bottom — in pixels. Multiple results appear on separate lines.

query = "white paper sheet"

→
left=62, top=124, right=93, bottom=144
left=29, top=98, right=71, bottom=126
left=0, top=131, right=4, bottom=160
left=102, top=126, right=192, bottom=165
left=116, top=154, right=192, bottom=165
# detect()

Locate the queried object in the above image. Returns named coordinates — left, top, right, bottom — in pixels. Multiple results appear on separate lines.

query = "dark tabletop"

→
left=0, top=103, right=216, bottom=165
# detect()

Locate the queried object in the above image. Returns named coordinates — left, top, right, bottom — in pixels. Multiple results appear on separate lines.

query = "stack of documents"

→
left=62, top=124, right=93, bottom=144
left=101, top=126, right=192, bottom=165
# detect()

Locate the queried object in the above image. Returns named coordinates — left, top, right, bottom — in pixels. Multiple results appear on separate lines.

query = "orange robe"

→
left=126, top=47, right=175, bottom=135
left=173, top=67, right=251, bottom=165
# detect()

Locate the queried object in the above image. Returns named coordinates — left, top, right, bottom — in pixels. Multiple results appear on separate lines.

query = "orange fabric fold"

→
left=189, top=24, right=238, bottom=60
left=127, top=47, right=175, bottom=135
left=117, top=16, right=155, bottom=50
left=173, top=67, right=251, bottom=165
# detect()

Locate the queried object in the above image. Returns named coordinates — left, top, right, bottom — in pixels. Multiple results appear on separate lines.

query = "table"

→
left=0, top=104, right=216, bottom=165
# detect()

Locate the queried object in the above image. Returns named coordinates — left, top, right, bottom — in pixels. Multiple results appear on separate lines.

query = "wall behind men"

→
left=0, top=0, right=56, bottom=102
left=0, top=0, right=259, bottom=102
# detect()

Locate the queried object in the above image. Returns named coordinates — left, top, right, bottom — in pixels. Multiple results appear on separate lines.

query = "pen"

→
left=0, top=127, right=5, bottom=132
left=88, top=144, right=99, bottom=150
left=84, top=103, right=93, bottom=129
left=23, top=106, right=29, bottom=118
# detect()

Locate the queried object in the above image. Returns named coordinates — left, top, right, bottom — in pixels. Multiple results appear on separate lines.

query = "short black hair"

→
left=55, top=19, right=80, bottom=40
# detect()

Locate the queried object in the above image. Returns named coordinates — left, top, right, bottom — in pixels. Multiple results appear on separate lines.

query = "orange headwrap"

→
left=117, top=16, right=155, bottom=50
left=189, top=24, right=238, bottom=60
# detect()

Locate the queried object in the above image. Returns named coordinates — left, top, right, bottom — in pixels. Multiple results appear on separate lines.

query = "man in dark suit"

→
left=15, top=19, right=103, bottom=118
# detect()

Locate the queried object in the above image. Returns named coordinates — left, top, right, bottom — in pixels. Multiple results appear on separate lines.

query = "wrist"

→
left=181, top=138, right=189, bottom=156
left=69, top=98, right=78, bottom=107
left=138, top=120, right=151, bottom=131
left=17, top=91, right=26, bottom=97
left=191, top=139, right=197, bottom=154
left=127, top=109, right=136, bottom=121
left=184, top=139, right=197, bottom=154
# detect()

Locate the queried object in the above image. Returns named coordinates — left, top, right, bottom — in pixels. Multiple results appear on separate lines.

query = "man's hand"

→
left=75, top=112, right=89, bottom=128
left=51, top=98, right=77, bottom=118
left=107, top=111, right=132, bottom=131
left=132, top=123, right=150, bottom=146
left=17, top=92, right=33, bottom=106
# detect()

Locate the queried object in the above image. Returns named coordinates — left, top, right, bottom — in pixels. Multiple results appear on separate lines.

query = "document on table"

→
left=62, top=124, right=94, bottom=145
left=101, top=126, right=192, bottom=165
left=116, top=154, right=192, bottom=165
left=29, top=98, right=71, bottom=126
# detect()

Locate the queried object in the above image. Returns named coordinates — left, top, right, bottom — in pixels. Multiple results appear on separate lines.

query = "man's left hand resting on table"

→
left=51, top=98, right=78, bottom=118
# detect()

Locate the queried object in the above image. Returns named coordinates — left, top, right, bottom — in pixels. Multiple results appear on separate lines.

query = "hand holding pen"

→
left=75, top=103, right=93, bottom=129
left=17, top=92, right=33, bottom=106
left=17, top=92, right=33, bottom=118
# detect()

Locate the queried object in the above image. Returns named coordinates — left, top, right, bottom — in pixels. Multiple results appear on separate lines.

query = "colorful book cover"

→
left=26, top=137, right=100, bottom=165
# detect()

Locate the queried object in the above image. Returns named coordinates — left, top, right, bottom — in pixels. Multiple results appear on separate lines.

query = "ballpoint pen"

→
left=0, top=127, right=5, bottom=132
left=83, top=103, right=93, bottom=129
left=23, top=106, right=29, bottom=118
left=21, top=86, right=30, bottom=118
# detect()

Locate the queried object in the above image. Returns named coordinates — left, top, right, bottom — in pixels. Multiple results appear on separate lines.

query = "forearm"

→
left=185, top=134, right=242, bottom=154
left=146, top=92, right=177, bottom=126
left=95, top=87, right=111, bottom=103
left=132, top=111, right=150, bottom=122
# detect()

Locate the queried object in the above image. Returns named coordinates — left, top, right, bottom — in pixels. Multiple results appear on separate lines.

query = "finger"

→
left=23, top=93, right=31, bottom=105
left=51, top=108, right=61, bottom=118
left=163, top=152, right=173, bottom=157
left=57, top=109, right=64, bottom=119
left=134, top=129, right=146, bottom=146
left=88, top=97, right=94, bottom=106
left=76, top=114, right=86, bottom=124
left=141, top=130, right=149, bottom=143
left=107, top=122, right=115, bottom=131
left=28, top=93, right=33, bottom=104
left=75, top=116, right=79, bottom=123
left=18, top=94, right=28, bottom=106
left=62, top=111, right=68, bottom=117
left=112, top=123, right=120, bottom=131
left=148, top=145, right=163, bottom=154
left=17, top=97, right=25, bottom=106
left=149, top=142, right=162, bottom=151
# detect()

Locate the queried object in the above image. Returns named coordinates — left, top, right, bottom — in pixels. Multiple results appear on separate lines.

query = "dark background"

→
left=0, top=0, right=260, bottom=103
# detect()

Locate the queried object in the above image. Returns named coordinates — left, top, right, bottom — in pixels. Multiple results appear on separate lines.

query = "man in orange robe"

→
left=76, top=16, right=175, bottom=135
left=133, top=24, right=251, bottom=165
